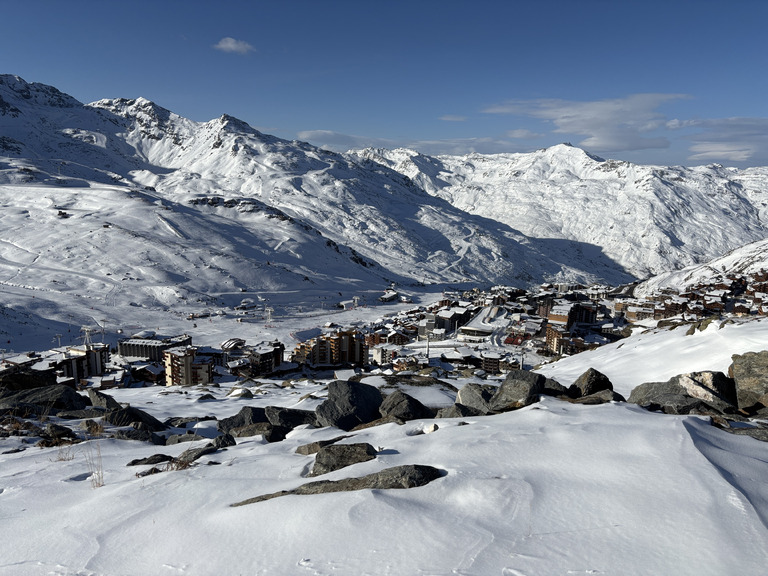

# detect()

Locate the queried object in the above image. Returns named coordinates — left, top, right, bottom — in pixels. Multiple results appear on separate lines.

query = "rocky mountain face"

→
left=1, top=74, right=768, bottom=321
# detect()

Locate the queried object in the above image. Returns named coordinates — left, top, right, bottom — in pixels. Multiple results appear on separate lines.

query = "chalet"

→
left=392, top=353, right=427, bottom=372
left=130, top=362, right=165, bottom=385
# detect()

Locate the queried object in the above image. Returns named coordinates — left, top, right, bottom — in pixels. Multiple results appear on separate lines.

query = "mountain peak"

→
left=0, top=74, right=81, bottom=110
left=217, top=113, right=259, bottom=134
left=541, top=142, right=605, bottom=163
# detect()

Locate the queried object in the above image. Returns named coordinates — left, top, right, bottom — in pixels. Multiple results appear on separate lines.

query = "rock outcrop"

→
left=309, top=442, right=377, bottom=476
left=629, top=371, right=738, bottom=415
left=231, top=464, right=443, bottom=506
left=315, top=380, right=383, bottom=431
left=729, top=351, right=768, bottom=410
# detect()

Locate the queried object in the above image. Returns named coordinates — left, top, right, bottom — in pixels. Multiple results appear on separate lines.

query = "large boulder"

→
left=229, top=421, right=289, bottom=442
left=87, top=389, right=122, bottom=411
left=454, top=383, right=497, bottom=415
left=570, top=368, right=614, bottom=398
left=309, top=442, right=377, bottom=476
left=104, top=406, right=167, bottom=432
left=379, top=390, right=435, bottom=421
left=490, top=370, right=557, bottom=412
left=729, top=351, right=768, bottom=410
left=629, top=371, right=737, bottom=414
left=316, top=380, right=383, bottom=431
left=0, top=369, right=57, bottom=392
left=265, top=406, right=318, bottom=429
left=0, top=384, right=89, bottom=414
left=217, top=406, right=268, bottom=434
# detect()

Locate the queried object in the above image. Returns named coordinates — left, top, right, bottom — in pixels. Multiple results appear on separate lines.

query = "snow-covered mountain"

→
left=2, top=74, right=768, bottom=345
left=635, top=236, right=768, bottom=296
left=351, top=146, right=768, bottom=280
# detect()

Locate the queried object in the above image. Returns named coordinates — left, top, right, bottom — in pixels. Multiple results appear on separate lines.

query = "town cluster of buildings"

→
left=3, top=270, right=766, bottom=389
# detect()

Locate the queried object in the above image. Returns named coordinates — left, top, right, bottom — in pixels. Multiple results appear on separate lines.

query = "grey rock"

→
left=729, top=351, right=768, bottom=410
left=295, top=435, right=350, bottom=456
left=113, top=428, right=166, bottom=445
left=177, top=443, right=217, bottom=464
left=351, top=414, right=405, bottom=430
left=82, top=419, right=105, bottom=436
left=87, top=389, right=121, bottom=411
left=165, top=416, right=200, bottom=428
left=435, top=403, right=486, bottom=419
left=44, top=422, right=76, bottom=439
left=542, top=379, right=569, bottom=397
left=213, top=433, right=236, bottom=449
left=316, top=380, right=383, bottom=431
left=629, top=371, right=737, bottom=414
left=0, top=384, right=89, bottom=413
left=0, top=402, right=43, bottom=418
left=727, top=427, right=768, bottom=442
left=127, top=453, right=174, bottom=466
left=634, top=392, right=723, bottom=415
left=55, top=408, right=107, bottom=419
left=104, top=406, right=167, bottom=432
left=230, top=421, right=289, bottom=442
left=265, top=406, right=318, bottom=429
left=166, top=433, right=207, bottom=445
left=571, top=368, right=614, bottom=397
left=135, top=466, right=164, bottom=477
left=490, top=370, right=554, bottom=412
left=217, top=406, right=267, bottom=433
left=0, top=369, right=57, bottom=392
left=231, top=464, right=443, bottom=506
left=569, top=389, right=626, bottom=405
left=455, top=383, right=497, bottom=415
left=379, top=390, right=435, bottom=421
left=309, top=442, right=377, bottom=476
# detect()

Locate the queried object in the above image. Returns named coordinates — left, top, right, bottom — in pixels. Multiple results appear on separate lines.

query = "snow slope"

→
left=535, top=316, right=768, bottom=398
left=1, top=386, right=767, bottom=575
left=635, top=236, right=768, bottom=297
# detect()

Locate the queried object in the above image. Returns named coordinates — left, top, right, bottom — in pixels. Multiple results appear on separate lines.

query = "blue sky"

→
left=2, top=0, right=767, bottom=167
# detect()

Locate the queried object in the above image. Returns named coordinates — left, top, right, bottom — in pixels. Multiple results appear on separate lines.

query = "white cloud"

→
left=439, top=115, right=467, bottom=122
left=506, top=128, right=543, bottom=139
left=669, top=117, right=768, bottom=164
left=297, top=130, right=398, bottom=151
left=484, top=94, right=690, bottom=153
left=213, top=37, right=255, bottom=55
